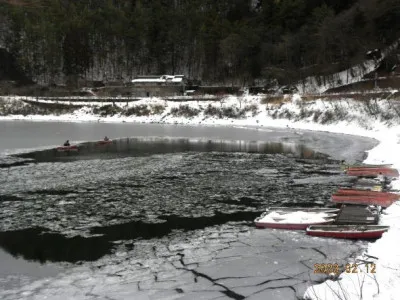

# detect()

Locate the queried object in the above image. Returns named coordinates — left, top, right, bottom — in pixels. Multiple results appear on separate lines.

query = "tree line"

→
left=0, top=0, right=399, bottom=87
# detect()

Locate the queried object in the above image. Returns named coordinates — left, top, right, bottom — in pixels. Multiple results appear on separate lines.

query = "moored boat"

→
left=331, top=194, right=397, bottom=208
left=354, top=178, right=386, bottom=186
left=346, top=167, right=399, bottom=178
left=344, top=163, right=393, bottom=168
left=351, top=185, right=382, bottom=192
left=352, top=177, right=392, bottom=190
left=336, top=189, right=399, bottom=199
left=306, top=225, right=390, bottom=239
left=56, top=145, right=78, bottom=152
left=341, top=163, right=393, bottom=171
left=265, top=207, right=340, bottom=213
left=97, top=140, right=113, bottom=145
left=255, top=218, right=335, bottom=230
left=255, top=211, right=336, bottom=230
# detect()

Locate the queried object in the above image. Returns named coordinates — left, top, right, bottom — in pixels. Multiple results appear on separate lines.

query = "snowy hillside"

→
left=296, top=37, right=400, bottom=93
left=1, top=92, right=400, bottom=133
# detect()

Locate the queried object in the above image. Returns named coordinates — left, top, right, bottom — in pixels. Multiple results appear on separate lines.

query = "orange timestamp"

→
left=314, top=263, right=376, bottom=275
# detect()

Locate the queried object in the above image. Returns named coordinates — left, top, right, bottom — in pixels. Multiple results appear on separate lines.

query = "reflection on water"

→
left=0, top=247, right=63, bottom=290
left=14, top=137, right=327, bottom=163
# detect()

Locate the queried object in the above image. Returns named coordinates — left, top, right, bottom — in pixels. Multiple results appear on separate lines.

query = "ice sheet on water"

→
left=245, top=286, right=298, bottom=300
left=233, top=279, right=303, bottom=298
left=292, top=175, right=349, bottom=185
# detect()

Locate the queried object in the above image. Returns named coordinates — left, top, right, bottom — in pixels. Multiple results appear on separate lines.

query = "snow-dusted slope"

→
left=296, top=37, right=400, bottom=94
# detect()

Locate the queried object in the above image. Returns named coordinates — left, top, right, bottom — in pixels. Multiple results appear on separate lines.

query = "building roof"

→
left=131, top=75, right=185, bottom=84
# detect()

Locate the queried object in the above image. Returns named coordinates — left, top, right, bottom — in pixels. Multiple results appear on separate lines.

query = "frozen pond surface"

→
left=0, top=121, right=376, bottom=299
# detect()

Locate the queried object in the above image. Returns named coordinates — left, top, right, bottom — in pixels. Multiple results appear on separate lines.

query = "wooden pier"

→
left=334, top=204, right=379, bottom=225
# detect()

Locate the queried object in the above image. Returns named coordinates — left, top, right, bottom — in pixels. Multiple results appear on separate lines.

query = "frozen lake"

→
left=0, top=121, right=376, bottom=299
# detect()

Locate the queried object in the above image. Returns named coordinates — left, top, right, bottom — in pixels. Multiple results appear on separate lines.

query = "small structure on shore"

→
left=130, top=75, right=186, bottom=97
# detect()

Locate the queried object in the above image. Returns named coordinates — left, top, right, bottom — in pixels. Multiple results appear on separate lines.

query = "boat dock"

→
left=335, top=204, right=379, bottom=225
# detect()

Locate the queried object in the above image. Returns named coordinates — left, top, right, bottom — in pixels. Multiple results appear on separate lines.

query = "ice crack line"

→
left=176, top=252, right=245, bottom=300
left=250, top=285, right=298, bottom=299
left=311, top=247, right=327, bottom=259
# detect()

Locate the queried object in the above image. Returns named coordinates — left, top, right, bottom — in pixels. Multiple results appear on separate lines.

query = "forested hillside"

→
left=0, top=0, right=399, bottom=87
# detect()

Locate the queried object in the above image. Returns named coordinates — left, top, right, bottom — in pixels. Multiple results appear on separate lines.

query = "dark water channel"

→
left=0, top=137, right=351, bottom=265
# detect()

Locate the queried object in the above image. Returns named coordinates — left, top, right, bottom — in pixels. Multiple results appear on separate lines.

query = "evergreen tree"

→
left=0, top=0, right=399, bottom=86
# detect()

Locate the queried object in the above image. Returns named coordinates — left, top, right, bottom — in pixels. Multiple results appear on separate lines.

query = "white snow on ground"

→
left=2, top=92, right=400, bottom=299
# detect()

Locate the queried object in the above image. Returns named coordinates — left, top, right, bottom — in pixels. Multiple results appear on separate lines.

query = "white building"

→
left=130, top=75, right=186, bottom=97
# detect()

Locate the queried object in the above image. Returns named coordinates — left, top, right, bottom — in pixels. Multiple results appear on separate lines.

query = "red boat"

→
left=306, top=225, right=390, bottom=239
left=56, top=145, right=78, bottom=152
left=255, top=218, right=335, bottom=230
left=331, top=194, right=397, bottom=207
left=97, top=140, right=113, bottom=145
left=344, top=164, right=393, bottom=169
left=336, top=189, right=399, bottom=199
left=346, top=167, right=399, bottom=178
left=254, top=211, right=336, bottom=230
left=266, top=207, right=340, bottom=214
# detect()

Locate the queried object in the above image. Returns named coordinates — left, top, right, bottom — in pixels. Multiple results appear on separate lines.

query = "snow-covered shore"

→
left=1, top=93, right=400, bottom=299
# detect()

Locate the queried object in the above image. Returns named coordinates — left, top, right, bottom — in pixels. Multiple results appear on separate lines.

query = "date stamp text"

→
left=314, top=263, right=376, bottom=275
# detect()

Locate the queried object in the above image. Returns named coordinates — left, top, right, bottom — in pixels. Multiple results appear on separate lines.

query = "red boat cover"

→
left=346, top=167, right=399, bottom=177
left=331, top=194, right=396, bottom=207
left=336, top=189, right=399, bottom=199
